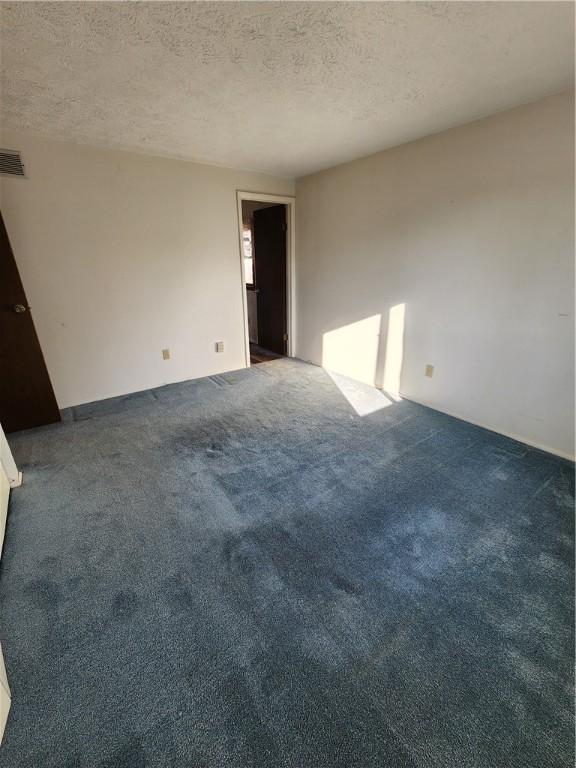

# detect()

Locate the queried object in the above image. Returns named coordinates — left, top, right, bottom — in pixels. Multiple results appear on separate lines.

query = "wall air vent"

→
left=0, top=149, right=26, bottom=178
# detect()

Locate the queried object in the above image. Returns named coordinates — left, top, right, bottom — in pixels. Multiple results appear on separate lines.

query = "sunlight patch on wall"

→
left=326, top=369, right=394, bottom=417
left=322, top=314, right=381, bottom=386
left=382, top=303, right=405, bottom=400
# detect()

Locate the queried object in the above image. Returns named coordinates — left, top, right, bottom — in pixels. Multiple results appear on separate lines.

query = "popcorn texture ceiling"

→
left=1, top=2, right=574, bottom=177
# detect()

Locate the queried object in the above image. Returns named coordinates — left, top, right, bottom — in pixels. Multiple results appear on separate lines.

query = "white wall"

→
left=0, top=132, right=293, bottom=408
left=296, top=91, right=575, bottom=459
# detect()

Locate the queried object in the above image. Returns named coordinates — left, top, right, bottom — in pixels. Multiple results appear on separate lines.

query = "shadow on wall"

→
left=321, top=303, right=405, bottom=416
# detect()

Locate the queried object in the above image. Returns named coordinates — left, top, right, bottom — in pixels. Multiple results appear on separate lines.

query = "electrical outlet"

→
left=162, top=349, right=170, bottom=360
left=215, top=341, right=224, bottom=353
left=425, top=364, right=434, bottom=378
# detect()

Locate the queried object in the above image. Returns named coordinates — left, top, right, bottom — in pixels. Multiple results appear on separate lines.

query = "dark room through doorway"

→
left=241, top=200, right=288, bottom=365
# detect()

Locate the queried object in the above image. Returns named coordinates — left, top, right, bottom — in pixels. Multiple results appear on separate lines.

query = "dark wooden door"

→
left=0, top=212, right=60, bottom=433
left=254, top=205, right=287, bottom=355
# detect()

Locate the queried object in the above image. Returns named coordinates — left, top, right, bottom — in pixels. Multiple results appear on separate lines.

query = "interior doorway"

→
left=237, top=192, right=295, bottom=367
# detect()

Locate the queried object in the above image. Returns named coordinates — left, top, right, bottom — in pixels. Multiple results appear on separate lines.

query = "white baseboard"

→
left=399, top=393, right=575, bottom=462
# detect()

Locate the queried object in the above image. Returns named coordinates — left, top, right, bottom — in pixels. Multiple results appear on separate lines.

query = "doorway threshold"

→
left=250, top=343, right=284, bottom=365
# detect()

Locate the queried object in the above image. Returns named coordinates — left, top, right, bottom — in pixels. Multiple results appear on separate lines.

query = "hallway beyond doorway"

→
left=250, top=343, right=283, bottom=365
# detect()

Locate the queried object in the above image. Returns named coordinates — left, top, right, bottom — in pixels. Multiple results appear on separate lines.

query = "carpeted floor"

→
left=0, top=358, right=573, bottom=768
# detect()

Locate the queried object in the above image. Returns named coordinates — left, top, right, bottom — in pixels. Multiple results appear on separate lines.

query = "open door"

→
left=0, top=641, right=10, bottom=745
left=0, top=424, right=20, bottom=744
left=0, top=212, right=60, bottom=432
left=0, top=469, right=10, bottom=741
left=253, top=205, right=287, bottom=355
left=0, top=459, right=11, bottom=743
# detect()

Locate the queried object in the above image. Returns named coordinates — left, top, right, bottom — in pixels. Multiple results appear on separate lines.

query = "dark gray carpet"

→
left=0, top=358, right=573, bottom=767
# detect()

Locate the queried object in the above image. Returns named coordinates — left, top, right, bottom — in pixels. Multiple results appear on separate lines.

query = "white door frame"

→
left=236, top=191, right=296, bottom=367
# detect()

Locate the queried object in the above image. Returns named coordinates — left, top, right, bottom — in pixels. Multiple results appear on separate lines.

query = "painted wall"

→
left=296, top=91, right=575, bottom=458
left=0, top=131, right=293, bottom=408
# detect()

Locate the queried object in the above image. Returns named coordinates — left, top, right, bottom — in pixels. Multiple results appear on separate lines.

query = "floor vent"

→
left=0, top=149, right=26, bottom=178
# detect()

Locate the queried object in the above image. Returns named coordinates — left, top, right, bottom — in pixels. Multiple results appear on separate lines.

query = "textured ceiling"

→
left=1, top=2, right=574, bottom=177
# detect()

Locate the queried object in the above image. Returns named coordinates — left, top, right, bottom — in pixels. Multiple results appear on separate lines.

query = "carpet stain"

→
left=103, top=736, right=146, bottom=768
left=162, top=574, right=196, bottom=613
left=111, top=590, right=139, bottom=620
left=328, top=572, right=361, bottom=596
left=23, top=577, right=62, bottom=610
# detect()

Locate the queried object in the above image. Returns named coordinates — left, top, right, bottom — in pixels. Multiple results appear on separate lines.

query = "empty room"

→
left=0, top=3, right=574, bottom=767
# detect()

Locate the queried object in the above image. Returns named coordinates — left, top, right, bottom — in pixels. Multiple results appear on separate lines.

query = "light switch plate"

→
left=215, top=341, right=224, bottom=353
left=425, top=364, right=434, bottom=378
left=162, top=349, right=170, bottom=360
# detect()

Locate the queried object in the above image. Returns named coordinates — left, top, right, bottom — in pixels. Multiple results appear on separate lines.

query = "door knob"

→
left=13, top=304, right=27, bottom=313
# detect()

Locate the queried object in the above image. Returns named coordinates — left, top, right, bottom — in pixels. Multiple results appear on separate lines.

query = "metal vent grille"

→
left=0, top=149, right=26, bottom=178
